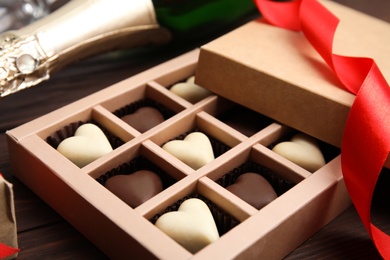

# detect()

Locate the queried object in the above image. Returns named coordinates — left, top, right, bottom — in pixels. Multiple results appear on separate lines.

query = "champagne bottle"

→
left=0, top=0, right=69, bottom=33
left=0, top=0, right=256, bottom=97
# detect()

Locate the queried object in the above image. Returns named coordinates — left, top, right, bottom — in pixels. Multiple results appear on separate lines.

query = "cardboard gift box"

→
left=6, top=48, right=351, bottom=259
left=195, top=0, right=390, bottom=149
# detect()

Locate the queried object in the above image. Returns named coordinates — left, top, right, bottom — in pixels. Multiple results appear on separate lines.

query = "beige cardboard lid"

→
left=196, top=1, right=390, bottom=147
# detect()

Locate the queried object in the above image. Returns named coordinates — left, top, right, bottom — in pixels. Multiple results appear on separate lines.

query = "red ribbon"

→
left=0, top=243, right=19, bottom=259
left=254, top=0, right=390, bottom=258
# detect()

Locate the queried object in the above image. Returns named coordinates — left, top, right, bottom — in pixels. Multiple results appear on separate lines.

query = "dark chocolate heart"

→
left=121, top=106, right=164, bottom=133
left=226, top=172, right=277, bottom=210
left=104, top=170, right=163, bottom=208
left=221, top=107, right=271, bottom=137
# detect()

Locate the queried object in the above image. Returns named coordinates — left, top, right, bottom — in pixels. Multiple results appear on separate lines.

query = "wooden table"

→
left=1, top=1, right=389, bottom=259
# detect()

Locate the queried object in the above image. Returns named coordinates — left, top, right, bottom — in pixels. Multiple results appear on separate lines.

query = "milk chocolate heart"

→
left=162, top=132, right=214, bottom=170
left=170, top=76, right=212, bottom=103
left=56, top=123, right=113, bottom=168
left=226, top=172, right=277, bottom=210
left=155, top=198, right=219, bottom=253
left=121, top=106, right=164, bottom=133
left=272, top=133, right=326, bottom=172
left=104, top=170, right=163, bottom=208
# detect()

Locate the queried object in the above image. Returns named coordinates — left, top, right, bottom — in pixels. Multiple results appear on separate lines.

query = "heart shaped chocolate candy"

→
left=104, top=170, right=163, bottom=208
left=121, top=106, right=164, bottom=133
left=226, top=172, right=277, bottom=210
left=57, top=123, right=113, bottom=168
left=162, top=132, right=214, bottom=170
left=170, top=76, right=212, bottom=103
left=272, top=133, right=326, bottom=172
left=155, top=198, right=219, bottom=253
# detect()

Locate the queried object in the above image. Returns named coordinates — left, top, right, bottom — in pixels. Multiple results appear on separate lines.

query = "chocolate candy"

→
left=104, top=170, right=163, bottom=208
left=272, top=133, right=326, bottom=172
left=220, top=107, right=272, bottom=136
left=56, top=123, right=113, bottom=168
left=155, top=198, right=219, bottom=253
left=226, top=172, right=277, bottom=210
left=170, top=76, right=212, bottom=103
left=121, top=106, right=164, bottom=133
left=162, top=132, right=214, bottom=170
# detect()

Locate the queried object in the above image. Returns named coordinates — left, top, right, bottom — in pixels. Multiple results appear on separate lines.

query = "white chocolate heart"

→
left=162, top=132, right=214, bottom=170
left=155, top=198, right=219, bottom=253
left=272, top=133, right=325, bottom=172
left=57, top=123, right=113, bottom=168
left=170, top=76, right=212, bottom=103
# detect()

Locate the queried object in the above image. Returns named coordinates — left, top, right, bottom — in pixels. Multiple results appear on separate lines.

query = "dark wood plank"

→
left=16, top=222, right=107, bottom=260
left=286, top=206, right=383, bottom=260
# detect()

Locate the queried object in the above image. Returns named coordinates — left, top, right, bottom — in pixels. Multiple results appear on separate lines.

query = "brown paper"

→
left=0, top=175, right=18, bottom=260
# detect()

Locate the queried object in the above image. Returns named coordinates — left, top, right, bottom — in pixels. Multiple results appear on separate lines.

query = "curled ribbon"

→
left=254, top=0, right=390, bottom=258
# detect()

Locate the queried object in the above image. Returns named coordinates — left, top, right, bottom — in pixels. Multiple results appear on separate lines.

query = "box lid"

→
left=195, top=0, right=390, bottom=147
